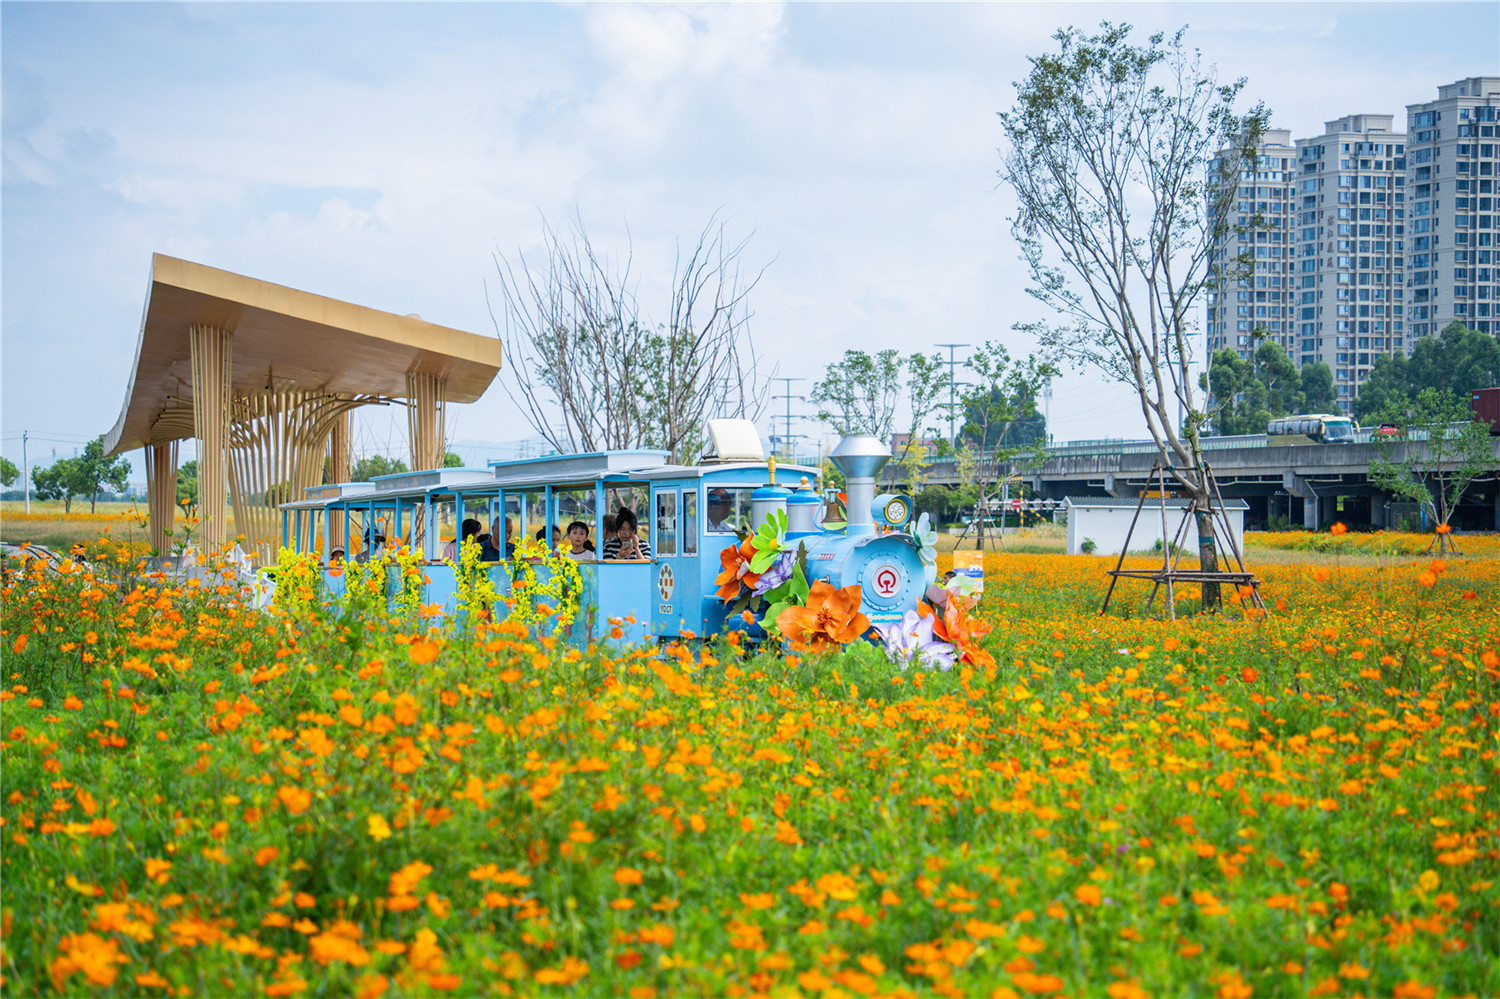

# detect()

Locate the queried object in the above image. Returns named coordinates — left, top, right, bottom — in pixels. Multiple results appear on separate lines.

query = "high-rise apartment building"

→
left=1293, top=114, right=1406, bottom=410
left=1205, top=129, right=1299, bottom=359
left=1405, top=77, right=1500, bottom=339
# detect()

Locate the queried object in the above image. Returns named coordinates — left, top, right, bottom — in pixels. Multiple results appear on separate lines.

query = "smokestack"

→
left=828, top=434, right=890, bottom=537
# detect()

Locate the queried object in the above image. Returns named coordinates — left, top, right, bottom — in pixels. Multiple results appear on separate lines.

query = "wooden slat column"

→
left=144, top=440, right=178, bottom=555
left=406, top=371, right=446, bottom=553
left=329, top=410, right=351, bottom=551
left=190, top=324, right=232, bottom=552
left=406, top=371, right=446, bottom=471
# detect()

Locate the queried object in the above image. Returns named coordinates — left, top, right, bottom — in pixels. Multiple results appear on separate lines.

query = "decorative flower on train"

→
left=715, top=539, right=761, bottom=602
left=918, top=592, right=994, bottom=669
left=945, top=571, right=982, bottom=599
left=776, top=580, right=872, bottom=653
left=751, top=549, right=795, bottom=596
left=878, top=608, right=956, bottom=671
left=910, top=512, right=939, bottom=584
left=747, top=509, right=788, bottom=573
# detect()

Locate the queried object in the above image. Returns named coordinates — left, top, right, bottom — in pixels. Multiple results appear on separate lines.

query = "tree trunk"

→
left=973, top=500, right=985, bottom=553
left=63, top=496, right=73, bottom=515
left=1194, top=495, right=1221, bottom=612
left=91, top=488, right=98, bottom=514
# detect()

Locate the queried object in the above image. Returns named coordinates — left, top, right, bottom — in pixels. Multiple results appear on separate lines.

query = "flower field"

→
left=2, top=541, right=1498, bottom=997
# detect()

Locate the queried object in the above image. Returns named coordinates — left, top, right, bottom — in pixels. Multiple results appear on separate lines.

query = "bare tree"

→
left=998, top=23, right=1267, bottom=609
left=489, top=211, right=772, bottom=463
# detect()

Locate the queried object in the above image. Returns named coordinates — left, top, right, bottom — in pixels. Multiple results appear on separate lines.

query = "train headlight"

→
left=872, top=493, right=913, bottom=530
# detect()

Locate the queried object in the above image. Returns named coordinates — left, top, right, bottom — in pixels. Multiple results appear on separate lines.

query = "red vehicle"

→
left=1473, top=387, right=1500, bottom=434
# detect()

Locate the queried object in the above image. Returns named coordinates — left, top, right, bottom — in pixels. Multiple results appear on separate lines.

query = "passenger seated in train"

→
left=476, top=533, right=501, bottom=562
left=602, top=508, right=651, bottom=560
left=564, top=521, right=594, bottom=560
left=355, top=528, right=386, bottom=563
left=443, top=518, right=482, bottom=562
left=535, top=525, right=563, bottom=550
left=491, top=517, right=516, bottom=558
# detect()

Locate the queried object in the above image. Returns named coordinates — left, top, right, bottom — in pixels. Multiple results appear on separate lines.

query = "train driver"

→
left=707, top=489, right=734, bottom=532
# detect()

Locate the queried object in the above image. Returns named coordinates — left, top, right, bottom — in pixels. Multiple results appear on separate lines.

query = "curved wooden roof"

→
left=104, top=254, right=503, bottom=454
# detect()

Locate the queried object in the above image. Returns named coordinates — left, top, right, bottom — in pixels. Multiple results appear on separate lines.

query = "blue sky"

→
left=3, top=1, right=1497, bottom=481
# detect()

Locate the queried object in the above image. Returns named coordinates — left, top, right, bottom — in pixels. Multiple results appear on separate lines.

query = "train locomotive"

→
left=274, top=421, right=928, bottom=645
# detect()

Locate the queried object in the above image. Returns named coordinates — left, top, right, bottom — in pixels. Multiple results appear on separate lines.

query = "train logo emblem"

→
left=657, top=564, right=674, bottom=602
left=871, top=562, right=900, bottom=598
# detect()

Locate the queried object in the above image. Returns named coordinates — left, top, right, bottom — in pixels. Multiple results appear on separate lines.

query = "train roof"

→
left=279, top=452, right=819, bottom=510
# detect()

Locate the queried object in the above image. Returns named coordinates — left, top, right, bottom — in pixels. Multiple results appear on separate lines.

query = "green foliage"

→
left=1299, top=362, right=1338, bottom=416
left=443, top=451, right=465, bottom=467
left=31, top=459, right=79, bottom=513
left=1353, top=320, right=1500, bottom=423
left=1207, top=341, right=1309, bottom=435
left=1368, top=388, right=1495, bottom=544
left=176, top=460, right=198, bottom=516
left=0, top=455, right=17, bottom=488
left=810, top=350, right=952, bottom=464
left=1080, top=537, right=1097, bottom=554
left=350, top=454, right=409, bottom=482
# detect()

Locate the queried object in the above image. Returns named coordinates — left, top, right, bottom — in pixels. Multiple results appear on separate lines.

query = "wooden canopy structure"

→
left=104, top=254, right=503, bottom=557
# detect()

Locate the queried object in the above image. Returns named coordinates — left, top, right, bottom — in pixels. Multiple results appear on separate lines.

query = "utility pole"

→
left=772, top=377, right=805, bottom=462
left=22, top=430, right=29, bottom=513
left=934, top=343, right=968, bottom=446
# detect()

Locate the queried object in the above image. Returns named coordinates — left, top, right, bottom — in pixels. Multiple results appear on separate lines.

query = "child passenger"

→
left=565, top=521, right=594, bottom=560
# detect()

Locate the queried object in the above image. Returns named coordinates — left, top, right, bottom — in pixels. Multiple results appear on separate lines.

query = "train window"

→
left=706, top=487, right=753, bottom=533
left=655, top=491, right=678, bottom=557
left=682, top=490, right=698, bottom=554
left=604, top=484, right=648, bottom=527
left=554, top=487, right=596, bottom=550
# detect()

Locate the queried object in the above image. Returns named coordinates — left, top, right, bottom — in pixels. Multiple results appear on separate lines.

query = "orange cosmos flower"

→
left=1329, top=522, right=1347, bottom=536
left=714, top=540, right=761, bottom=601
left=1435, top=522, right=1452, bottom=535
left=1416, top=570, right=1438, bottom=588
left=776, top=582, right=871, bottom=653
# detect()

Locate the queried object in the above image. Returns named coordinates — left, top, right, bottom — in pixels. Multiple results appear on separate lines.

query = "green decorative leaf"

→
left=790, top=561, right=810, bottom=603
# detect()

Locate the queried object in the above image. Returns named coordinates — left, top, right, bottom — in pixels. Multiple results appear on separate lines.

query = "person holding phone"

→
left=602, top=508, right=651, bottom=560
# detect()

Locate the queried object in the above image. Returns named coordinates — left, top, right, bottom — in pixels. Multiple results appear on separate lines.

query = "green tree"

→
left=810, top=349, right=905, bottom=438
left=998, top=22, right=1267, bottom=609
left=1206, top=342, right=1304, bottom=435
left=177, top=460, right=199, bottom=517
left=73, top=437, right=132, bottom=513
left=1206, top=348, right=1266, bottom=436
left=1368, top=388, right=1496, bottom=554
left=0, top=456, right=17, bottom=488
left=1299, top=362, right=1338, bottom=416
left=351, top=454, right=409, bottom=481
left=443, top=451, right=464, bottom=468
left=32, top=459, right=81, bottom=513
left=956, top=342, right=1055, bottom=550
left=1256, top=342, right=1303, bottom=418
left=1353, top=321, right=1500, bottom=423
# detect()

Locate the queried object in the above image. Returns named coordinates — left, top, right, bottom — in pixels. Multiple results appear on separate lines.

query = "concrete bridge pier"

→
left=1284, top=471, right=1321, bottom=531
left=1104, top=474, right=1136, bottom=499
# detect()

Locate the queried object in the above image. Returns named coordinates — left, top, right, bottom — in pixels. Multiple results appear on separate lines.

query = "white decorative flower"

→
left=878, top=609, right=957, bottom=671
left=913, top=513, right=939, bottom=584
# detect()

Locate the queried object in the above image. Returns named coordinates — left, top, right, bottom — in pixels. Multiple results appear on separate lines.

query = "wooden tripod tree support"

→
left=1098, top=462, right=1269, bottom=620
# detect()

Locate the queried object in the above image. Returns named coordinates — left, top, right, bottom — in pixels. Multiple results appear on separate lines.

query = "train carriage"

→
left=274, top=421, right=927, bottom=646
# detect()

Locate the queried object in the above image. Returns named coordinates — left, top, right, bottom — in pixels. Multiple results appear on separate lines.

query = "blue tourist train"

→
left=275, top=421, right=928, bottom=645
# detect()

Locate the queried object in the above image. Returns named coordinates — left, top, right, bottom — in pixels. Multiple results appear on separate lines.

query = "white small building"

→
left=1064, top=497, right=1248, bottom=557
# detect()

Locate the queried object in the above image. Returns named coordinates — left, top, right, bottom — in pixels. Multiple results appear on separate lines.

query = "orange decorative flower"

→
left=776, top=581, right=871, bottom=652
left=714, top=540, right=761, bottom=601
left=1435, top=522, right=1452, bottom=535
left=1329, top=522, right=1347, bottom=536
left=919, top=593, right=995, bottom=670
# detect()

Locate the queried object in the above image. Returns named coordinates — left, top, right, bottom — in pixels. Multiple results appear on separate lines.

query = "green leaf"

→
left=790, top=562, right=810, bottom=603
